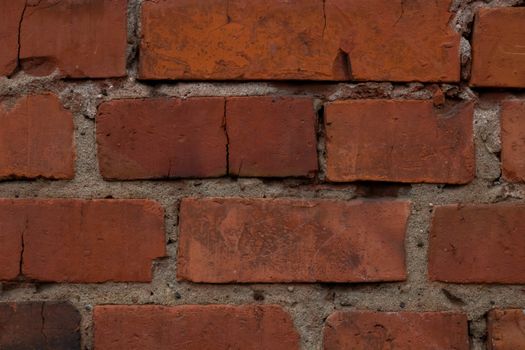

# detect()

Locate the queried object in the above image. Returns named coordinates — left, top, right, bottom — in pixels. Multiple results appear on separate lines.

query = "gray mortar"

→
left=1, top=1, right=525, bottom=349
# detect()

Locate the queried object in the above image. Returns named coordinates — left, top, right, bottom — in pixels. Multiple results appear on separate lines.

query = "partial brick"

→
left=178, top=198, right=409, bottom=283
left=0, top=302, right=80, bottom=349
left=0, top=94, right=75, bottom=180
left=0, top=203, right=24, bottom=280
left=488, top=309, right=525, bottom=350
left=94, top=305, right=299, bottom=350
left=0, top=1, right=25, bottom=76
left=324, top=311, right=469, bottom=350
left=471, top=8, right=525, bottom=88
left=325, top=100, right=475, bottom=184
left=140, top=0, right=459, bottom=82
left=97, top=98, right=227, bottom=180
left=501, top=100, right=525, bottom=182
left=0, top=199, right=165, bottom=283
left=227, top=97, right=318, bottom=177
left=19, top=0, right=127, bottom=78
left=429, top=204, right=525, bottom=283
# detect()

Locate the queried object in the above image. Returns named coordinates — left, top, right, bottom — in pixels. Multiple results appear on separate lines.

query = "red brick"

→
left=97, top=98, right=227, bottom=180
left=501, top=100, right=525, bottom=182
left=178, top=197, right=409, bottom=283
left=139, top=0, right=459, bottom=82
left=0, top=302, right=80, bottom=350
left=471, top=8, right=525, bottom=88
left=0, top=94, right=75, bottom=180
left=227, top=97, right=318, bottom=177
left=325, top=100, right=475, bottom=184
left=324, top=311, right=469, bottom=350
left=0, top=203, right=24, bottom=280
left=488, top=309, right=525, bottom=350
left=0, top=1, right=25, bottom=76
left=429, top=204, right=525, bottom=283
left=94, top=305, right=299, bottom=350
left=19, top=0, right=127, bottom=78
left=0, top=199, right=165, bottom=283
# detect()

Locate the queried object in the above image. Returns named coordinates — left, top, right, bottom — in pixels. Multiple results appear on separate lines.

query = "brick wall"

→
left=0, top=0, right=524, bottom=349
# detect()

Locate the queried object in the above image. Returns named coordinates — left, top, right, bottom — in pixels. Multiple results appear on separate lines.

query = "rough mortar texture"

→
left=0, top=1, right=525, bottom=350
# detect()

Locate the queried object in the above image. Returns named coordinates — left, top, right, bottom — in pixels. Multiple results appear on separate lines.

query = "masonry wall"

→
left=0, top=0, right=525, bottom=349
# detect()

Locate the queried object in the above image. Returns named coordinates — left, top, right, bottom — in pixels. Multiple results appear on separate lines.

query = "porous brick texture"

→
left=94, top=305, right=300, bottom=350
left=1, top=0, right=525, bottom=349
left=487, top=309, right=525, bottom=350
left=324, top=311, right=469, bottom=349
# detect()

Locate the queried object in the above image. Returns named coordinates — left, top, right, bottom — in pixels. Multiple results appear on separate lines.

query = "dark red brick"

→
left=471, top=8, right=525, bottom=88
left=0, top=302, right=80, bottom=350
left=325, top=100, right=475, bottom=184
left=97, top=97, right=227, bottom=180
left=94, top=305, right=299, bottom=350
left=501, top=100, right=525, bottom=182
left=324, top=311, right=469, bottom=350
left=429, top=204, right=525, bottom=283
left=0, top=1, right=25, bottom=76
left=19, top=0, right=127, bottom=77
left=488, top=309, right=525, bottom=350
left=178, top=197, right=409, bottom=283
left=0, top=94, right=75, bottom=180
left=227, top=97, right=318, bottom=177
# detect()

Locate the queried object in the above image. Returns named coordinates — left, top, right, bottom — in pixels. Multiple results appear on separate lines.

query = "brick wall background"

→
left=0, top=0, right=525, bottom=349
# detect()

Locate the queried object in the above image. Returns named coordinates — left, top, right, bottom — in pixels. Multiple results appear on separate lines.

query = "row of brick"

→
left=3, top=94, right=525, bottom=182
left=1, top=302, right=523, bottom=349
left=0, top=1, right=524, bottom=87
left=1, top=198, right=525, bottom=284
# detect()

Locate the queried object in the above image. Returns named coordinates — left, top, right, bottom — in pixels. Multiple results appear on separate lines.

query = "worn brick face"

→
left=0, top=94, right=75, bottom=180
left=227, top=97, right=318, bottom=177
left=0, top=302, right=80, bottom=350
left=325, top=100, right=475, bottom=184
left=0, top=199, right=165, bottom=283
left=0, top=1, right=25, bottom=76
left=324, top=311, right=469, bottom=350
left=429, top=204, right=525, bottom=283
left=501, top=100, right=525, bottom=182
left=140, top=0, right=459, bottom=82
left=178, top=198, right=409, bottom=283
left=19, top=0, right=127, bottom=77
left=471, top=8, right=525, bottom=88
left=488, top=309, right=525, bottom=350
left=97, top=97, right=227, bottom=180
left=94, top=305, right=300, bottom=350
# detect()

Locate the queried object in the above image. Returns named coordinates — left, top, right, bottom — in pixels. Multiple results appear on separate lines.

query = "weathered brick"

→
left=0, top=94, right=75, bottom=180
left=488, top=309, right=525, bottom=350
left=501, top=100, right=525, bottom=182
left=324, top=311, right=469, bottom=350
left=19, top=0, right=127, bottom=78
left=0, top=1, right=25, bottom=76
left=471, top=8, right=525, bottom=88
left=178, top=198, right=409, bottom=283
left=97, top=98, right=227, bottom=180
left=0, top=302, right=80, bottom=350
left=94, top=305, right=300, bottom=350
left=227, top=97, right=318, bottom=177
left=325, top=100, right=475, bottom=184
left=0, top=204, right=24, bottom=281
left=429, top=204, right=525, bottom=283
left=0, top=199, right=165, bottom=283
left=140, top=0, right=459, bottom=82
